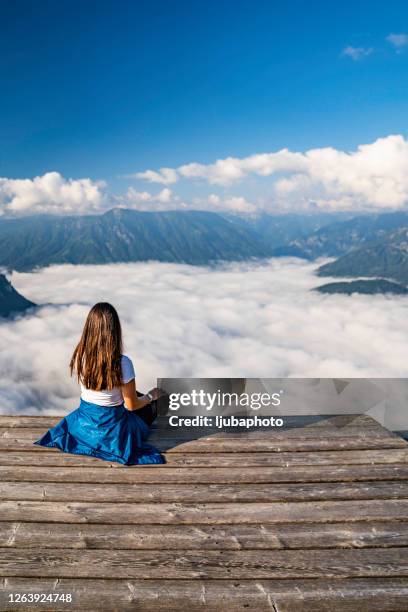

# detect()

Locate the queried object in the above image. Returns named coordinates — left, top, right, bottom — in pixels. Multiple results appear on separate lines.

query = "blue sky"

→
left=1, top=0, right=408, bottom=215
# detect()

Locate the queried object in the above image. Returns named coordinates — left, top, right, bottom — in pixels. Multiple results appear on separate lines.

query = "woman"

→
left=35, top=302, right=165, bottom=465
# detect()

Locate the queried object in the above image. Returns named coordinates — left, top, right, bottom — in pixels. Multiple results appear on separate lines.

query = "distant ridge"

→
left=0, top=209, right=350, bottom=272
left=317, top=228, right=408, bottom=285
left=3, top=208, right=408, bottom=297
left=0, top=209, right=276, bottom=271
left=314, top=279, right=408, bottom=296
left=280, top=211, right=408, bottom=259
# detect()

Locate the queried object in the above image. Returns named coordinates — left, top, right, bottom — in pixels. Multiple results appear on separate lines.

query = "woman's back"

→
left=35, top=302, right=164, bottom=465
left=80, top=354, right=135, bottom=407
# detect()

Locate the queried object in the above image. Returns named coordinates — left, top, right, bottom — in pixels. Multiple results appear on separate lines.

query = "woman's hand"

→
left=147, top=387, right=167, bottom=401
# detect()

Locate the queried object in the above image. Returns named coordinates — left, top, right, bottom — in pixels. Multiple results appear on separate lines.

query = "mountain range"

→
left=0, top=209, right=344, bottom=272
left=317, top=227, right=408, bottom=285
left=0, top=209, right=274, bottom=271
left=1, top=208, right=408, bottom=299
left=277, top=211, right=408, bottom=291
left=276, top=211, right=408, bottom=259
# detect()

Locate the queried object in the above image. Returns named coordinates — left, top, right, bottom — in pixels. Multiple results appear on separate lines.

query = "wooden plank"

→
left=146, top=430, right=406, bottom=447
left=1, top=499, right=407, bottom=524
left=1, top=463, right=407, bottom=484
left=160, top=449, right=408, bottom=466
left=1, top=547, right=407, bottom=579
left=1, top=448, right=407, bottom=467
left=1, top=429, right=405, bottom=452
left=1, top=578, right=407, bottom=612
left=0, top=451, right=126, bottom=467
left=1, top=520, right=407, bottom=550
left=1, top=480, right=407, bottom=503
left=0, top=425, right=399, bottom=441
left=259, top=578, right=408, bottom=612
left=3, top=435, right=406, bottom=452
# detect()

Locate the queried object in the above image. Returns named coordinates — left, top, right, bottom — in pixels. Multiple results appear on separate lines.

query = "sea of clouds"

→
left=1, top=257, right=408, bottom=415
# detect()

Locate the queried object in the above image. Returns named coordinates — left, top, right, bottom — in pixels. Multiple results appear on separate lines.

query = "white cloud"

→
left=193, top=193, right=256, bottom=213
left=156, top=187, right=174, bottom=203
left=134, top=167, right=179, bottom=185
left=176, top=149, right=306, bottom=186
left=133, top=150, right=305, bottom=188
left=0, top=172, right=107, bottom=216
left=285, top=135, right=408, bottom=209
left=122, top=188, right=256, bottom=213
left=221, top=196, right=256, bottom=213
left=2, top=260, right=408, bottom=415
left=208, top=194, right=221, bottom=206
left=120, top=187, right=185, bottom=211
left=133, top=135, right=408, bottom=211
left=341, top=45, right=373, bottom=61
left=386, top=33, right=408, bottom=52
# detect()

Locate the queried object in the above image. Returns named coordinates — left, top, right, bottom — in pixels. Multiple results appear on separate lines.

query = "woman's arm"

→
left=122, top=379, right=162, bottom=411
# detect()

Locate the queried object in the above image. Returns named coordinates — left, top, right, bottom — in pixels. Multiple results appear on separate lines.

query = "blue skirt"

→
left=34, top=398, right=165, bottom=465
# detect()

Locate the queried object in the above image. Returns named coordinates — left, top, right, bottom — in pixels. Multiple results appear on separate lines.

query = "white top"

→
left=80, top=355, right=135, bottom=407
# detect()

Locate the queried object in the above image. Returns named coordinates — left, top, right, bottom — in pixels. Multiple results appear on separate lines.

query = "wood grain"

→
left=1, top=480, right=408, bottom=503
left=1, top=499, right=408, bottom=524
left=1, top=547, right=407, bottom=579
left=0, top=521, right=406, bottom=550
left=1, top=448, right=407, bottom=467
left=1, top=428, right=405, bottom=451
left=1, top=463, right=407, bottom=483
left=0, top=424, right=401, bottom=439
left=1, top=578, right=407, bottom=611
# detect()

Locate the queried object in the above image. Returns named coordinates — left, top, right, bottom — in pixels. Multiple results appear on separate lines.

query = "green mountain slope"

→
left=317, top=228, right=408, bottom=285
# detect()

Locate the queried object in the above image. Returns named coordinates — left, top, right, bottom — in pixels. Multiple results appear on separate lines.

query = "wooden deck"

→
left=0, top=413, right=407, bottom=611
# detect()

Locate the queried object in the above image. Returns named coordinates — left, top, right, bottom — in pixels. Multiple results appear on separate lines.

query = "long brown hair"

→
left=70, top=302, right=123, bottom=391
